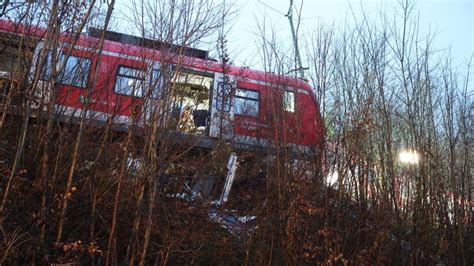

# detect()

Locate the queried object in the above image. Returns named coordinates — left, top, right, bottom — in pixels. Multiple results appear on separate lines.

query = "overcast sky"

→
left=224, top=0, right=473, bottom=70
left=114, top=0, right=473, bottom=76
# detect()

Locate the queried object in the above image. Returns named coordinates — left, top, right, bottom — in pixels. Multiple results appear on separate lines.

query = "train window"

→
left=114, top=66, right=145, bottom=97
left=234, top=88, right=259, bottom=117
left=216, top=82, right=231, bottom=112
left=39, top=51, right=53, bottom=80
left=283, top=90, right=295, bottom=112
left=59, top=55, right=91, bottom=88
left=149, top=69, right=162, bottom=98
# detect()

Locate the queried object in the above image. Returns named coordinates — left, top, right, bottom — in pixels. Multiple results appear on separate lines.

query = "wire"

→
left=256, top=0, right=286, bottom=16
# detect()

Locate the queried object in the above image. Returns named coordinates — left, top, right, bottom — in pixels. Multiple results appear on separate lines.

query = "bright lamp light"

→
left=398, top=149, right=420, bottom=165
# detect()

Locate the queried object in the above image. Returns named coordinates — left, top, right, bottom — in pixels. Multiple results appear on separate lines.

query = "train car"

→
left=0, top=19, right=324, bottom=156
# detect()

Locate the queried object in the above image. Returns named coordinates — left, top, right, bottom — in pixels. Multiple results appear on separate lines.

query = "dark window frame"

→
left=234, top=87, right=260, bottom=118
left=38, top=50, right=92, bottom=89
left=58, top=53, right=92, bottom=88
left=113, top=65, right=147, bottom=98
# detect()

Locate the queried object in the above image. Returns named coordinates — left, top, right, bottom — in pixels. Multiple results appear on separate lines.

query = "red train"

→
left=0, top=19, right=324, bottom=155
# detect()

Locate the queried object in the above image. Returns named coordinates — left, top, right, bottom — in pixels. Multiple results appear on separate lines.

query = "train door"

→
left=170, top=67, right=212, bottom=134
left=209, top=72, right=234, bottom=139
left=141, top=61, right=163, bottom=125
left=30, top=41, right=56, bottom=111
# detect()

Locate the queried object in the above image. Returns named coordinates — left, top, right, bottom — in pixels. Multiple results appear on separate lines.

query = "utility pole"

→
left=286, top=0, right=306, bottom=79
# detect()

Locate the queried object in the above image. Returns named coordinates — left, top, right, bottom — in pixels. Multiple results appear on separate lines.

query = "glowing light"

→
left=326, top=170, right=338, bottom=186
left=398, top=149, right=420, bottom=165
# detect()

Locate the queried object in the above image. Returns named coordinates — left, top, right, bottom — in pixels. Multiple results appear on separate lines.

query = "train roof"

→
left=0, top=19, right=313, bottom=92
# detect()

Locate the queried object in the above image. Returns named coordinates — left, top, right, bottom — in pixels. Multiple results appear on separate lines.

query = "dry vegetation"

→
left=0, top=0, right=472, bottom=264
